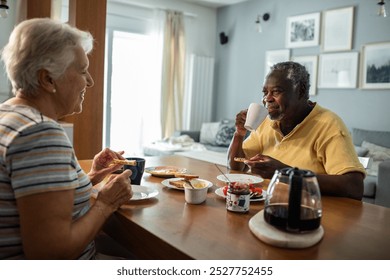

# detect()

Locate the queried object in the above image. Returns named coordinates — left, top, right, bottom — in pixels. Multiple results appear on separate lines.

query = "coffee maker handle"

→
left=287, top=170, right=302, bottom=232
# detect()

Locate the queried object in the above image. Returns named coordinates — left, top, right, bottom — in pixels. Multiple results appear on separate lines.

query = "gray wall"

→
left=214, top=0, right=390, bottom=131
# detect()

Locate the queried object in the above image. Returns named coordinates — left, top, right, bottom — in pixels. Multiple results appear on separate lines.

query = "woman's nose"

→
left=87, top=73, right=94, bottom=88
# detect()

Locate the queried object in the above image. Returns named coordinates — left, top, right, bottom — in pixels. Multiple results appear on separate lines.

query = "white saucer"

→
left=91, top=185, right=158, bottom=201
left=130, top=185, right=159, bottom=200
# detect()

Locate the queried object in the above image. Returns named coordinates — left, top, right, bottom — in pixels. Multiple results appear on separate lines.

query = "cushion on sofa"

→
left=362, top=141, right=390, bottom=176
left=200, top=122, right=220, bottom=145
left=215, top=120, right=235, bottom=147
left=355, top=146, right=368, bottom=157
left=354, top=145, right=369, bottom=157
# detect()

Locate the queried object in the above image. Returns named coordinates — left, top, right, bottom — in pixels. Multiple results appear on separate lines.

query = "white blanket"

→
left=175, top=150, right=228, bottom=166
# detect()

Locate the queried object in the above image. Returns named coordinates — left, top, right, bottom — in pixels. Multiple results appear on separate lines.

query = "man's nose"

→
left=262, top=92, right=274, bottom=102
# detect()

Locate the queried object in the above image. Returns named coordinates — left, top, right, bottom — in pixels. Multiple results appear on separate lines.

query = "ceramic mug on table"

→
left=184, top=185, right=208, bottom=204
left=123, top=157, right=145, bottom=185
left=244, top=103, right=268, bottom=131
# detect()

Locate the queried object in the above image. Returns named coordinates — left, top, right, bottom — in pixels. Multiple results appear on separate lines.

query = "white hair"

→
left=1, top=18, right=94, bottom=96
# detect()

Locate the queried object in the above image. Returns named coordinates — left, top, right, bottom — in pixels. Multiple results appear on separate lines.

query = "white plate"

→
left=145, top=166, right=187, bottom=178
left=215, top=187, right=265, bottom=202
left=91, top=185, right=158, bottom=201
left=130, top=185, right=159, bottom=201
left=216, top=174, right=263, bottom=184
left=161, top=178, right=213, bottom=191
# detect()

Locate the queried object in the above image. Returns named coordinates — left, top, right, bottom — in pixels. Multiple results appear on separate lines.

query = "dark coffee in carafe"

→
left=264, top=167, right=322, bottom=233
left=264, top=204, right=321, bottom=232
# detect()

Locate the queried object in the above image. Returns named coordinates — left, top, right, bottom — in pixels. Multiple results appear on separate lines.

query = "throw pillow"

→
left=200, top=122, right=220, bottom=145
left=354, top=145, right=369, bottom=157
left=215, top=120, right=235, bottom=147
left=361, top=141, right=390, bottom=176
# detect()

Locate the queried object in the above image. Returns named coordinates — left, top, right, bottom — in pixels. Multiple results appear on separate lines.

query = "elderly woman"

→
left=0, top=18, right=133, bottom=259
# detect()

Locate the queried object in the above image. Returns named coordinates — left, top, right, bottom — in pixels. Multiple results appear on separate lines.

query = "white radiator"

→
left=185, top=54, right=215, bottom=130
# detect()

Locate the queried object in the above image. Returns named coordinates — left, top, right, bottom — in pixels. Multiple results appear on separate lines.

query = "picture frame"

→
left=292, top=55, right=318, bottom=96
left=361, top=42, right=390, bottom=89
left=322, top=6, right=354, bottom=52
left=318, top=52, right=359, bottom=89
left=264, top=49, right=290, bottom=77
left=286, top=12, right=321, bottom=48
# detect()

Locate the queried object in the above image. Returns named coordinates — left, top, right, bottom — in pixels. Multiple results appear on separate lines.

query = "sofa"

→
left=173, top=120, right=235, bottom=153
left=143, top=120, right=235, bottom=157
left=352, top=128, right=390, bottom=208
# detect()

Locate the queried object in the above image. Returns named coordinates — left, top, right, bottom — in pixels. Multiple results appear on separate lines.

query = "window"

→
left=104, top=30, right=162, bottom=155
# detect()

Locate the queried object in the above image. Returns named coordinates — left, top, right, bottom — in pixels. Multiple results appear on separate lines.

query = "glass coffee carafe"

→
left=264, top=167, right=322, bottom=233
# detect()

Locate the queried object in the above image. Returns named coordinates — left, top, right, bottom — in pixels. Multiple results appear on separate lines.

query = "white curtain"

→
left=15, top=0, right=26, bottom=23
left=160, top=10, right=186, bottom=139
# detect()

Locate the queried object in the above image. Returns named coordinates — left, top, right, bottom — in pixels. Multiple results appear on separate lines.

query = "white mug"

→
left=244, top=103, right=268, bottom=131
left=184, top=186, right=208, bottom=204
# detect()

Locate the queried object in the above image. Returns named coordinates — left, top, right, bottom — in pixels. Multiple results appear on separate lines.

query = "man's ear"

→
left=298, top=83, right=307, bottom=99
left=38, top=69, right=55, bottom=92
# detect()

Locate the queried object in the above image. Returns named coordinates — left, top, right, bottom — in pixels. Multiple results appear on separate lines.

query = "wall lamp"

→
left=255, top=13, right=270, bottom=33
left=378, top=0, right=387, bottom=17
left=0, top=0, right=9, bottom=19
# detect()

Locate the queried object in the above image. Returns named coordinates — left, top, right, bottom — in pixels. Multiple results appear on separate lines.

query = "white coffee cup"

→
left=244, top=103, right=268, bottom=131
left=184, top=185, right=208, bottom=204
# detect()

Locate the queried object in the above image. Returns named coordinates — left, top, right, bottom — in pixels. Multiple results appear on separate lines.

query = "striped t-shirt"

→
left=0, top=104, right=95, bottom=259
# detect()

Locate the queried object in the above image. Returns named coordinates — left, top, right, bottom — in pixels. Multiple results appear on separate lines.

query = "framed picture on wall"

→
left=264, top=49, right=290, bottom=77
left=322, top=6, right=354, bottom=52
left=361, top=42, right=390, bottom=89
left=318, top=52, right=359, bottom=88
left=292, top=55, right=318, bottom=96
left=286, top=12, right=321, bottom=48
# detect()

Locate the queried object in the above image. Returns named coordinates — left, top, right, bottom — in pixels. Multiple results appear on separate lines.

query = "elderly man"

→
left=228, top=61, right=365, bottom=200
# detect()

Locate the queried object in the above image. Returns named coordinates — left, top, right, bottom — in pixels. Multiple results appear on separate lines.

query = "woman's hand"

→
left=88, top=148, right=126, bottom=185
left=18, top=169, right=133, bottom=259
left=96, top=169, right=133, bottom=212
left=246, top=154, right=290, bottom=179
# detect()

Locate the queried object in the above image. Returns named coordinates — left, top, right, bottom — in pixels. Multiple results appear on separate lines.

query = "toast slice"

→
left=169, top=179, right=190, bottom=189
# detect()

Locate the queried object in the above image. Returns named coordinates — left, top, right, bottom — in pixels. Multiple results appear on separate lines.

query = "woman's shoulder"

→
left=0, top=104, right=67, bottom=148
left=1, top=104, right=60, bottom=130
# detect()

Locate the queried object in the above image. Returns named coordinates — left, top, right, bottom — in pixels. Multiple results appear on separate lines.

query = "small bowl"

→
left=184, top=185, right=208, bottom=204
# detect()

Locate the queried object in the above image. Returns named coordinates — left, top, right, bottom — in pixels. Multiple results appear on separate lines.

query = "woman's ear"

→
left=38, top=69, right=55, bottom=93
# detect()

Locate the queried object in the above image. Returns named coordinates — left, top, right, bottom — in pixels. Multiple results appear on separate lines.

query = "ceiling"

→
left=182, top=0, right=250, bottom=8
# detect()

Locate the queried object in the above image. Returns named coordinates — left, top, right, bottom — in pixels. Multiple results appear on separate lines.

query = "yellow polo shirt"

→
left=243, top=104, right=365, bottom=175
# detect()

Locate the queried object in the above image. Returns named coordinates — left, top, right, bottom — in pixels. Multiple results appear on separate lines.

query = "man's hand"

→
left=246, top=154, right=290, bottom=179
left=235, top=109, right=248, bottom=136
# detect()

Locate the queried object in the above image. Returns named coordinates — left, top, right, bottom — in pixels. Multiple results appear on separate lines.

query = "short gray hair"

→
left=1, top=18, right=94, bottom=96
left=269, top=61, right=311, bottom=99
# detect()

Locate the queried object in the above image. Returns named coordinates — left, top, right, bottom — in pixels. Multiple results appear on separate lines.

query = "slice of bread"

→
left=174, top=173, right=199, bottom=180
left=170, top=180, right=189, bottom=189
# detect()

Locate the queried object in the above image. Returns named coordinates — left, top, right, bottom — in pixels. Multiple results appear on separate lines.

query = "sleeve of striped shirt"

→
left=8, top=122, right=78, bottom=199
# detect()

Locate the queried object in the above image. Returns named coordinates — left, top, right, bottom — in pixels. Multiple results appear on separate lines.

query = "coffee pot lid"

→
left=280, top=167, right=316, bottom=178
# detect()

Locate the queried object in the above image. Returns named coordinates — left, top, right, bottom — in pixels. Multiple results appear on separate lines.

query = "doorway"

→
left=104, top=30, right=163, bottom=155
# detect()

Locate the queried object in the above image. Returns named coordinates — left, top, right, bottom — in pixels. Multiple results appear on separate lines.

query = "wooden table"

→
left=80, top=155, right=390, bottom=260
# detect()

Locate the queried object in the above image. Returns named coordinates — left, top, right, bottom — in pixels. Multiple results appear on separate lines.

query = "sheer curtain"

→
left=160, top=10, right=186, bottom=139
